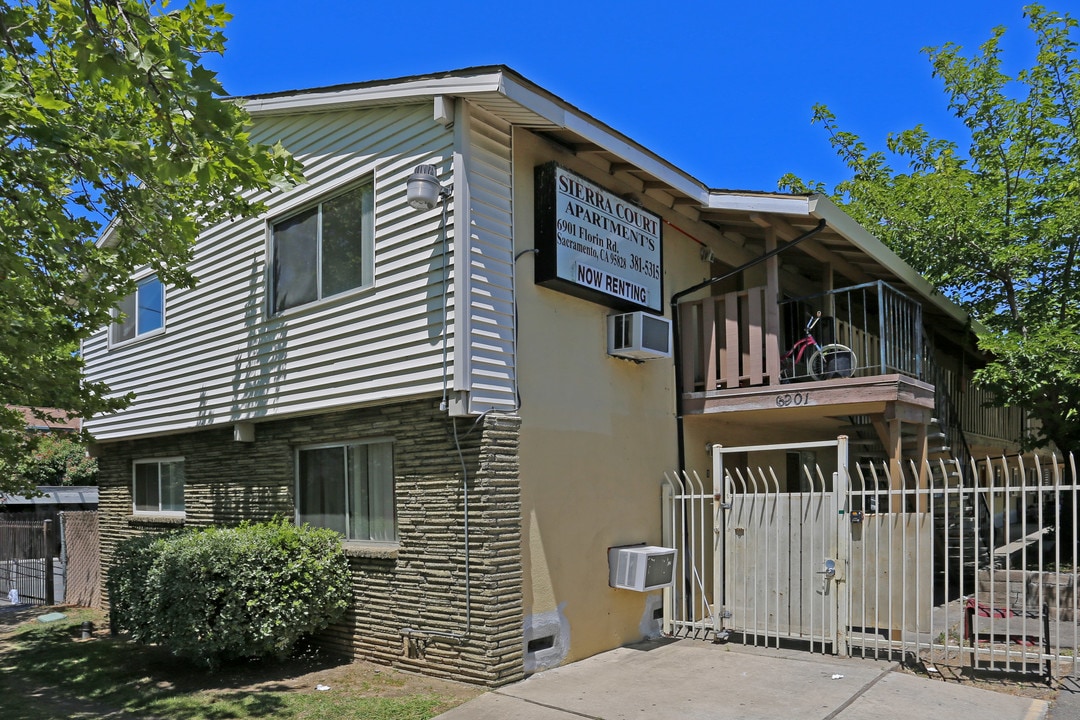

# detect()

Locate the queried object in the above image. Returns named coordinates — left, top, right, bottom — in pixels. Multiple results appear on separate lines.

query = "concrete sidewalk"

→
left=436, top=639, right=1050, bottom=720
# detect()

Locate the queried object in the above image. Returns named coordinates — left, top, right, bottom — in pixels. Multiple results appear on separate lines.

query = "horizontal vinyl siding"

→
left=464, top=103, right=517, bottom=413
left=84, top=103, right=458, bottom=439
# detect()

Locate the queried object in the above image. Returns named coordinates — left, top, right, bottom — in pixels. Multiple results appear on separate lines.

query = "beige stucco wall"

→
left=512, top=129, right=712, bottom=669
left=682, top=419, right=847, bottom=484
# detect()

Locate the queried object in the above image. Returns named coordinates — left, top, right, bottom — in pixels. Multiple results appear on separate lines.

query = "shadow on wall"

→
left=208, top=480, right=293, bottom=526
left=232, top=254, right=289, bottom=421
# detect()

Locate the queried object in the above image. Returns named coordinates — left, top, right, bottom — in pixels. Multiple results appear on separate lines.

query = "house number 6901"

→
left=775, top=392, right=811, bottom=407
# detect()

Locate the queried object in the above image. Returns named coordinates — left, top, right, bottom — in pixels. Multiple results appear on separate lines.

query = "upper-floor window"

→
left=271, top=181, right=374, bottom=314
left=133, top=457, right=184, bottom=515
left=111, top=275, right=164, bottom=345
left=296, top=439, right=395, bottom=542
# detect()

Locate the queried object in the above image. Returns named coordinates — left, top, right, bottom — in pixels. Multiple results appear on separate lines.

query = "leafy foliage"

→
left=4, top=431, right=97, bottom=487
left=781, top=4, right=1080, bottom=452
left=0, top=0, right=302, bottom=488
left=107, top=520, right=351, bottom=668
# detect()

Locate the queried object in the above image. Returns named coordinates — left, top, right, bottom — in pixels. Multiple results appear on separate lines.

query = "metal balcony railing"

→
left=778, top=281, right=923, bottom=382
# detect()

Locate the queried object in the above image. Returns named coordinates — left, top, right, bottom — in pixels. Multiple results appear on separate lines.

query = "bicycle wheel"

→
left=808, top=344, right=857, bottom=381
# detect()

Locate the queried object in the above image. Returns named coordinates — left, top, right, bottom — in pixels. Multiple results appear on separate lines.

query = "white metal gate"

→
left=663, top=443, right=1080, bottom=680
left=663, top=438, right=847, bottom=649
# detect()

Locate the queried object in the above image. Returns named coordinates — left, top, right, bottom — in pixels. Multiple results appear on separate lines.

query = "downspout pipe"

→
left=670, top=218, right=827, bottom=471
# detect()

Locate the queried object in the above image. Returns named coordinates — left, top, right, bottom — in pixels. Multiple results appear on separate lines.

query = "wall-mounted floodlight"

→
left=406, top=164, right=452, bottom=211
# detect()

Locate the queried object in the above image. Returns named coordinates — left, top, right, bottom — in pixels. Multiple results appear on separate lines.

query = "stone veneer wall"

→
left=96, top=398, right=524, bottom=687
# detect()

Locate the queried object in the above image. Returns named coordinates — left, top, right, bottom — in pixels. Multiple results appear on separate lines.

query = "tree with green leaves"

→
left=6, top=432, right=98, bottom=487
left=0, top=0, right=302, bottom=493
left=782, top=4, right=1080, bottom=453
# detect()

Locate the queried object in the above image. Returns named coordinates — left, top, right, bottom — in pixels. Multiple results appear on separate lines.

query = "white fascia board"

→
left=497, top=74, right=567, bottom=127
left=241, top=72, right=506, bottom=116
left=96, top=216, right=121, bottom=248
left=808, top=195, right=976, bottom=329
left=497, top=74, right=709, bottom=203
left=704, top=192, right=814, bottom=216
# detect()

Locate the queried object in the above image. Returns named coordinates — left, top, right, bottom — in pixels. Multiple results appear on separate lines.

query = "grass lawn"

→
left=0, top=606, right=483, bottom=720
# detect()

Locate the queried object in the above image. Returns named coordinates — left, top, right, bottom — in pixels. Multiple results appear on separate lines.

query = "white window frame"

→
left=294, top=438, right=396, bottom=543
left=269, top=178, right=376, bottom=316
left=132, top=457, right=185, bottom=516
left=110, top=273, right=166, bottom=347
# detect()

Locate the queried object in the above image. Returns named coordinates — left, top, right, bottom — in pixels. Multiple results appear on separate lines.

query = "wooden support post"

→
left=43, top=519, right=54, bottom=606
left=764, top=229, right=780, bottom=385
left=703, top=298, right=717, bottom=391
left=823, top=262, right=835, bottom=318
left=888, top=417, right=904, bottom=511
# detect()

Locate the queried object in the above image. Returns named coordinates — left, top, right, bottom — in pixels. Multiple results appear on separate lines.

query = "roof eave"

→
left=234, top=67, right=981, bottom=335
left=240, top=68, right=509, bottom=116
left=808, top=195, right=978, bottom=331
left=499, top=73, right=710, bottom=203
left=240, top=67, right=714, bottom=205
left=703, top=192, right=814, bottom=216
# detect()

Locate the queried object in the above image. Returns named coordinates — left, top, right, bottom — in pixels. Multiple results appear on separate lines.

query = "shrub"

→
left=12, top=433, right=97, bottom=486
left=108, top=519, right=351, bottom=667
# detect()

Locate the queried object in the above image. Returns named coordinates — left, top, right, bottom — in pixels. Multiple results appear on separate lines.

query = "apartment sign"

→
left=534, top=163, right=663, bottom=313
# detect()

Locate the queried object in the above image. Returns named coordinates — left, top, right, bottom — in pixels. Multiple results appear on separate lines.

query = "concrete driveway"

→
left=436, top=638, right=1050, bottom=720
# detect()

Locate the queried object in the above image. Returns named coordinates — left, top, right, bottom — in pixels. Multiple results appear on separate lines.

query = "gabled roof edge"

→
left=808, top=195, right=977, bottom=330
left=199, top=67, right=980, bottom=333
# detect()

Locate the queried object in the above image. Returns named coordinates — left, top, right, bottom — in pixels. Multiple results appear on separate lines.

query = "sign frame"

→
left=533, top=162, right=664, bottom=314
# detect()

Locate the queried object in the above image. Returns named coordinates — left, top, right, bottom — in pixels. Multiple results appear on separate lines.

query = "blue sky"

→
left=206, top=0, right=1073, bottom=193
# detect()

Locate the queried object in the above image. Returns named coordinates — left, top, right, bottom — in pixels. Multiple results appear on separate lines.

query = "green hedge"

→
left=107, top=519, right=351, bottom=667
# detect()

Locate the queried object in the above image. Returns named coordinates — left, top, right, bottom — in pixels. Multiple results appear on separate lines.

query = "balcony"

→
left=678, top=278, right=1025, bottom=458
left=680, top=280, right=922, bottom=389
left=678, top=281, right=935, bottom=418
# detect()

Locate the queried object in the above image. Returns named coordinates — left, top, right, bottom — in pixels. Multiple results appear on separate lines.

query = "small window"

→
left=112, top=275, right=164, bottom=344
left=296, top=440, right=394, bottom=542
left=272, top=182, right=374, bottom=313
left=133, top=458, right=184, bottom=514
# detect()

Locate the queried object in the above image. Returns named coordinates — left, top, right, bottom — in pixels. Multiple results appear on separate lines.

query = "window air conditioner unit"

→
left=607, top=312, right=671, bottom=360
left=608, top=545, right=677, bottom=592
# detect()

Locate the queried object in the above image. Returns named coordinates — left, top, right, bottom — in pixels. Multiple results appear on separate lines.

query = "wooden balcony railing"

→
left=679, top=280, right=1025, bottom=448
left=940, top=365, right=1027, bottom=444
left=679, top=286, right=779, bottom=393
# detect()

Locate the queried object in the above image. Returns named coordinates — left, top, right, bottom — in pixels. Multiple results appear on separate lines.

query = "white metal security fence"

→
left=662, top=443, right=1080, bottom=681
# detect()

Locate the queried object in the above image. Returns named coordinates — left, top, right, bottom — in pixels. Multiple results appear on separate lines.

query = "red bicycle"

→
left=780, top=312, right=857, bottom=382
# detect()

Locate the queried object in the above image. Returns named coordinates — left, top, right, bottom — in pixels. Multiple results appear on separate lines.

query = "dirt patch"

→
left=0, top=603, right=48, bottom=629
left=900, top=657, right=1060, bottom=702
left=154, top=642, right=485, bottom=705
left=0, top=605, right=484, bottom=717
